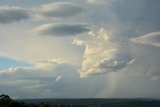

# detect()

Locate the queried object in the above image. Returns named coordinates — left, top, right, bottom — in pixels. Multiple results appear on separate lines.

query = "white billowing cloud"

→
left=131, top=31, right=160, bottom=47
left=87, top=0, right=117, bottom=5
left=74, top=28, right=133, bottom=77
left=0, top=6, right=30, bottom=24
left=37, top=2, right=84, bottom=18
left=33, top=23, right=90, bottom=36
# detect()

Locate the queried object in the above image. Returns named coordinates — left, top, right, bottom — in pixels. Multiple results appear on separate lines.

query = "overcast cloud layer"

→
left=0, top=0, right=160, bottom=98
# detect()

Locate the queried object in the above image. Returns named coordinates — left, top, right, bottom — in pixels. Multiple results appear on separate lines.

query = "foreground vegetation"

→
left=0, top=94, right=59, bottom=107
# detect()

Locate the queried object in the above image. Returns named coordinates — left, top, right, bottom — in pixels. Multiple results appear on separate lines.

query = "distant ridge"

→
left=18, top=98, right=160, bottom=107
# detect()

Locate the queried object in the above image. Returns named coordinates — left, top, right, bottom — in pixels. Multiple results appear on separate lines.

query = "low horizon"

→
left=16, top=97, right=160, bottom=100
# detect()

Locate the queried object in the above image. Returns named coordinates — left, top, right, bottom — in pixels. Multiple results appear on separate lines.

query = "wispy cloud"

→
left=131, top=31, right=160, bottom=47
left=87, top=0, right=117, bottom=5
left=36, top=2, right=84, bottom=19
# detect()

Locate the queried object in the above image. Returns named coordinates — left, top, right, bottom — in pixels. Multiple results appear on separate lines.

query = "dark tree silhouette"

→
left=0, top=94, right=26, bottom=107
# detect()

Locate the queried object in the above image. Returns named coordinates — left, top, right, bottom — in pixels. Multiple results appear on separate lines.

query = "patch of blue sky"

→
left=0, top=56, right=32, bottom=69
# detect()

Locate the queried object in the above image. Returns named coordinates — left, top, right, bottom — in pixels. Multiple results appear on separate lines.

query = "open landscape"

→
left=20, top=98, right=160, bottom=107
left=1, top=94, right=160, bottom=107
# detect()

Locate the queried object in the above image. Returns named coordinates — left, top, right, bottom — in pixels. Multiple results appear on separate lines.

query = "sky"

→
left=0, top=0, right=160, bottom=99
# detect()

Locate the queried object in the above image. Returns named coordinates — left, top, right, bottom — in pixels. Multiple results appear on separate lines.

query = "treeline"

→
left=0, top=94, right=62, bottom=107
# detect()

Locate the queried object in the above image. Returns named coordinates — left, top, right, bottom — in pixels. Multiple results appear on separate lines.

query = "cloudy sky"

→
left=0, top=0, right=160, bottom=99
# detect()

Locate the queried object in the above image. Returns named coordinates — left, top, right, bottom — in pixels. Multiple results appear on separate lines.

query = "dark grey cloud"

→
left=38, top=2, right=84, bottom=18
left=96, top=57, right=133, bottom=73
left=0, top=6, right=30, bottom=24
left=33, top=23, right=90, bottom=36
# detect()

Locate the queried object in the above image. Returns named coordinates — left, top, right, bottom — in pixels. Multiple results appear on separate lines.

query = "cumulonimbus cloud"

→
left=131, top=31, right=160, bottom=47
left=33, top=23, right=90, bottom=36
left=37, top=2, right=84, bottom=18
left=73, top=28, right=133, bottom=77
left=0, top=6, right=30, bottom=24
